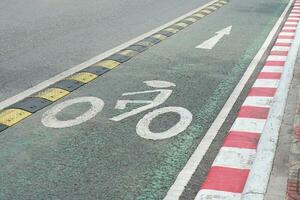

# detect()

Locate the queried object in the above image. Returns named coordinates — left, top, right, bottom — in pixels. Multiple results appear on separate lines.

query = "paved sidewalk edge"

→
left=194, top=0, right=297, bottom=199
left=286, top=83, right=300, bottom=198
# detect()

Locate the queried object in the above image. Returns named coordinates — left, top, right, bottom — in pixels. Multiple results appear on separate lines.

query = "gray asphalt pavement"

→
left=0, top=0, right=210, bottom=103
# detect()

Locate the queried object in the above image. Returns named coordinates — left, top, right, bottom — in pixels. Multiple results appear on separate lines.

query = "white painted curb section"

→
left=241, top=6, right=300, bottom=200
left=164, top=0, right=293, bottom=199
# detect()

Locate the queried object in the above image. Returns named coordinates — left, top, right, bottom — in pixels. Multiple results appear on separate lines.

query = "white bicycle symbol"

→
left=42, top=80, right=193, bottom=140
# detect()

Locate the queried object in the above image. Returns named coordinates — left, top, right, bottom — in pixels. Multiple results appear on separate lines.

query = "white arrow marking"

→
left=196, top=26, right=232, bottom=50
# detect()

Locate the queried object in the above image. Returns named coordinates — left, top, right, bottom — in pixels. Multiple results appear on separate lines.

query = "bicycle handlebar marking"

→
left=41, top=80, right=193, bottom=140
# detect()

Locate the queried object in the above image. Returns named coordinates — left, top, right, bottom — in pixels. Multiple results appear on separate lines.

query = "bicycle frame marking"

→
left=110, top=80, right=175, bottom=121
left=41, top=80, right=193, bottom=140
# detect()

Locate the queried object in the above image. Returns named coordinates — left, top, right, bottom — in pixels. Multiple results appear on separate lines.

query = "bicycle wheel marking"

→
left=41, top=80, right=193, bottom=140
left=136, top=107, right=193, bottom=140
left=42, top=96, right=104, bottom=128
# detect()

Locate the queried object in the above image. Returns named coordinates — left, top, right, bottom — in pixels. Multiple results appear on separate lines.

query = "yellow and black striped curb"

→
left=0, top=0, right=229, bottom=132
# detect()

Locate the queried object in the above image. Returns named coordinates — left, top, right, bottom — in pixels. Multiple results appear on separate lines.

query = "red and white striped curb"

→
left=195, top=2, right=300, bottom=199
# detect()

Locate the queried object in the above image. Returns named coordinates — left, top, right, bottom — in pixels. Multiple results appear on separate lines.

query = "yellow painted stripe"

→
left=207, top=5, right=218, bottom=10
left=185, top=17, right=197, bottom=23
left=35, top=88, right=69, bottom=102
left=118, top=49, right=139, bottom=57
left=137, top=40, right=155, bottom=47
left=152, top=34, right=168, bottom=41
left=193, top=13, right=206, bottom=18
left=219, top=0, right=228, bottom=4
left=213, top=3, right=223, bottom=7
left=201, top=9, right=212, bottom=14
left=67, top=72, right=98, bottom=83
left=164, top=28, right=179, bottom=34
left=0, top=109, right=31, bottom=126
left=0, top=0, right=229, bottom=132
left=94, top=60, right=121, bottom=69
left=176, top=22, right=189, bottom=28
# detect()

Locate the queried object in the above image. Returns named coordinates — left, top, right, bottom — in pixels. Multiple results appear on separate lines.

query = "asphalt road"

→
left=0, top=0, right=210, bottom=103
left=0, top=0, right=289, bottom=200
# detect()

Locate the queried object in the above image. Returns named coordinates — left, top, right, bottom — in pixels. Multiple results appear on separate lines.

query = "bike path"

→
left=0, top=0, right=288, bottom=199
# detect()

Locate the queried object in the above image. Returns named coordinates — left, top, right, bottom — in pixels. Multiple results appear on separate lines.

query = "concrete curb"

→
left=241, top=2, right=300, bottom=199
left=194, top=0, right=297, bottom=199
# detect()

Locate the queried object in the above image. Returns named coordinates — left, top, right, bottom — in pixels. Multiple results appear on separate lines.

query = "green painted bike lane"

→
left=0, top=0, right=288, bottom=199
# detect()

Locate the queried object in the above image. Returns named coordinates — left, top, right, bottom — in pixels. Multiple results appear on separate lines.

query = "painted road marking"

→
left=272, top=45, right=291, bottom=51
left=241, top=3, right=300, bottom=198
left=94, top=59, right=120, bottom=69
left=252, top=79, right=280, bottom=88
left=118, top=49, right=139, bottom=57
left=223, top=131, right=260, bottom=149
left=136, top=106, right=193, bottom=140
left=212, top=147, right=256, bottom=169
left=67, top=72, right=98, bottom=83
left=279, top=31, right=296, bottom=35
left=266, top=55, right=287, bottom=61
left=200, top=10, right=212, bottom=15
left=42, top=97, right=104, bottom=128
left=238, top=106, right=270, bottom=119
left=193, top=13, right=206, bottom=18
left=0, top=109, right=31, bottom=126
left=248, top=88, right=277, bottom=97
left=196, top=26, right=232, bottom=49
left=243, top=96, right=273, bottom=107
left=164, top=0, right=292, bottom=198
left=270, top=50, right=289, bottom=55
left=261, top=66, right=284, bottom=73
left=230, top=118, right=266, bottom=133
left=285, top=21, right=298, bottom=24
left=34, top=88, right=70, bottom=102
left=201, top=166, right=249, bottom=193
left=41, top=80, right=193, bottom=140
left=110, top=80, right=176, bottom=122
left=194, top=1, right=297, bottom=198
left=0, top=0, right=228, bottom=133
left=195, top=189, right=241, bottom=200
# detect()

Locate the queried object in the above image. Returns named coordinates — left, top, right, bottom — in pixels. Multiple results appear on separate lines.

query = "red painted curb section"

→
left=195, top=2, right=299, bottom=199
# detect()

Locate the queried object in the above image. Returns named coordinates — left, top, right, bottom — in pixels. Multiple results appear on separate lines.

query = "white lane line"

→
left=212, top=147, right=256, bottom=169
left=163, top=0, right=292, bottom=198
left=243, top=96, right=273, bottom=108
left=0, top=0, right=221, bottom=111
left=195, top=189, right=242, bottom=200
